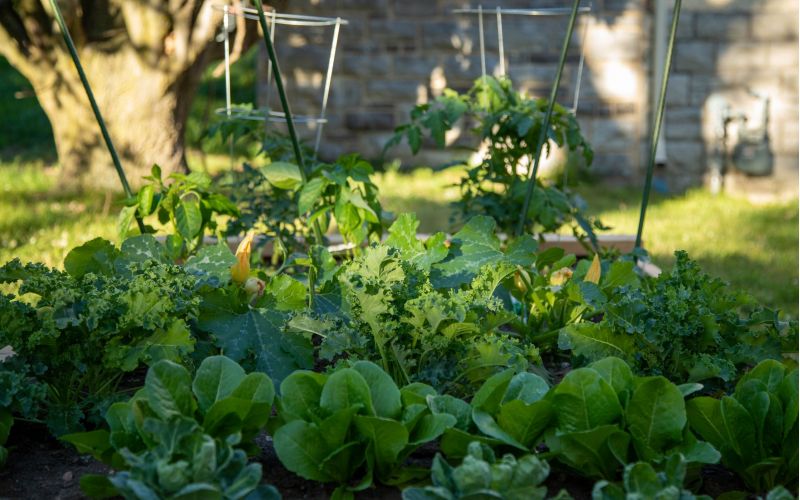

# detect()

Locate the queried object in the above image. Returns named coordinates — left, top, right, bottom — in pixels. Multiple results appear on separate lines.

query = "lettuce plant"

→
left=687, top=360, right=798, bottom=493
left=271, top=360, right=456, bottom=499
left=403, top=441, right=570, bottom=500
left=62, top=356, right=278, bottom=499
left=592, top=454, right=710, bottom=500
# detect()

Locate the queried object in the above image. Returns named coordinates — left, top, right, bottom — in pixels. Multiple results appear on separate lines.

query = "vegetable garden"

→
left=0, top=1, right=797, bottom=499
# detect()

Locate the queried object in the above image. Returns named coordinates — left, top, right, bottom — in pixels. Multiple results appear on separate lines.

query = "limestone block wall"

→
left=667, top=0, right=798, bottom=197
left=252, top=0, right=797, bottom=196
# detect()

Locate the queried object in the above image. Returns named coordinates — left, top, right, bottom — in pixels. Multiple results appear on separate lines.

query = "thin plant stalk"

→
left=516, top=0, right=582, bottom=237
left=635, top=0, right=682, bottom=250
left=48, top=0, right=145, bottom=233
left=253, top=1, right=325, bottom=246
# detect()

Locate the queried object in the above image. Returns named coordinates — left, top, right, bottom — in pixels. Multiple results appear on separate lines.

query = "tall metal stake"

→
left=253, top=1, right=325, bottom=245
left=516, top=0, right=581, bottom=236
left=48, top=0, right=145, bottom=233
left=635, top=0, right=682, bottom=250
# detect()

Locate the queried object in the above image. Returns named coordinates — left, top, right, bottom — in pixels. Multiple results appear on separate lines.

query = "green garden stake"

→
left=253, top=1, right=325, bottom=246
left=48, top=0, right=145, bottom=234
left=635, top=0, right=682, bottom=250
left=516, top=0, right=582, bottom=237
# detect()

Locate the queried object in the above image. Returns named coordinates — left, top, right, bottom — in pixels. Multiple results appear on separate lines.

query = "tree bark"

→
left=0, top=0, right=279, bottom=190
left=26, top=45, right=207, bottom=190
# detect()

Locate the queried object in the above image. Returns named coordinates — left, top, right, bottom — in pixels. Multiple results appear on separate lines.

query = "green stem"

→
left=252, top=1, right=325, bottom=246
left=48, top=0, right=145, bottom=234
left=516, top=0, right=582, bottom=237
left=635, top=0, right=682, bottom=250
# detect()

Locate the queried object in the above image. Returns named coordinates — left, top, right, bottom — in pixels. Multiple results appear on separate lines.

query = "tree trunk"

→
left=27, top=46, right=206, bottom=190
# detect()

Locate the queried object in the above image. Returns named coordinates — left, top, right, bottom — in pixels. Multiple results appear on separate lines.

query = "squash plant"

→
left=271, top=360, right=456, bottom=499
left=62, top=356, right=279, bottom=499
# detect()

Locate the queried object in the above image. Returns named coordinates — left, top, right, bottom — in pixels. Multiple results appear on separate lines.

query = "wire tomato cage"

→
left=213, top=4, right=348, bottom=154
left=452, top=4, right=593, bottom=115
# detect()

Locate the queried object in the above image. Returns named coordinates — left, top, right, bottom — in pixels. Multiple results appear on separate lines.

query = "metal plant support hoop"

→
left=453, top=4, right=593, bottom=114
left=213, top=4, right=347, bottom=154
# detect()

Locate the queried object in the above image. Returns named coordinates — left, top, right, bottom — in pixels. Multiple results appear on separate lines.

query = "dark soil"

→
left=0, top=422, right=770, bottom=500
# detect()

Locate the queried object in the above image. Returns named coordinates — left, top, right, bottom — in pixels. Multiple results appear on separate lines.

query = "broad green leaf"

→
left=778, top=369, right=798, bottom=438
left=546, top=425, right=629, bottom=479
left=320, top=368, right=375, bottom=416
left=279, top=371, right=327, bottom=421
left=117, top=205, right=137, bottom=244
left=203, top=397, right=251, bottom=437
left=298, top=176, right=329, bottom=213
left=137, top=185, right=155, bottom=217
left=686, top=397, right=726, bottom=450
left=192, top=355, right=246, bottom=412
left=266, top=274, right=307, bottom=312
left=589, top=357, right=634, bottom=401
left=677, top=383, right=704, bottom=398
left=553, top=368, right=622, bottom=432
left=79, top=474, right=119, bottom=499
left=472, top=410, right=527, bottom=451
left=262, top=161, right=303, bottom=190
left=737, top=360, right=786, bottom=394
left=351, top=361, right=402, bottom=419
left=118, top=234, right=167, bottom=267
left=175, top=192, right=203, bottom=240
left=623, top=462, right=661, bottom=497
left=496, top=399, right=553, bottom=449
left=64, top=237, right=119, bottom=278
left=105, top=402, right=141, bottom=452
left=319, top=407, right=359, bottom=450
left=719, top=396, right=757, bottom=461
left=408, top=413, right=456, bottom=446
left=353, top=415, right=409, bottom=478
left=232, top=372, right=276, bottom=433
left=627, top=376, right=686, bottom=460
left=184, top=245, right=237, bottom=282
left=145, top=360, right=196, bottom=419
left=61, top=429, right=112, bottom=461
left=273, top=420, right=334, bottom=482
left=198, top=304, right=313, bottom=385
left=439, top=428, right=502, bottom=460
left=558, top=324, right=634, bottom=363
left=431, top=216, right=502, bottom=288
left=502, top=372, right=550, bottom=404
left=427, top=395, right=472, bottom=431
left=400, top=383, right=437, bottom=407
left=470, top=368, right=515, bottom=413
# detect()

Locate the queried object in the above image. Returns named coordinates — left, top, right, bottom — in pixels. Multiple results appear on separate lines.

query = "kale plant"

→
left=290, top=214, right=541, bottom=394
left=559, top=251, right=797, bottom=384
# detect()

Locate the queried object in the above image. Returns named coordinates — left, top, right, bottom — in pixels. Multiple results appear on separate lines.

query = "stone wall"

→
left=667, top=0, right=798, bottom=197
left=251, top=0, right=797, bottom=196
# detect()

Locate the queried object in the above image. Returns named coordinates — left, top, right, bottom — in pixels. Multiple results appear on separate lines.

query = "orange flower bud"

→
left=231, top=232, right=255, bottom=283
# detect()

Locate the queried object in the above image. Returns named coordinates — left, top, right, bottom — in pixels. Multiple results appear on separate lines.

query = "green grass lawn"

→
left=1, top=162, right=797, bottom=316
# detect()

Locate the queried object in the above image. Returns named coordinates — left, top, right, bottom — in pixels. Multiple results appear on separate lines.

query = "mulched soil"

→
left=0, top=421, right=775, bottom=500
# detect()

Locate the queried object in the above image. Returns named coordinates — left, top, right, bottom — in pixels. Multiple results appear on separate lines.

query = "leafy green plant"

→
left=291, top=214, right=540, bottom=393
left=387, top=76, right=603, bottom=243
left=62, top=356, right=279, bottom=499
left=271, top=360, right=456, bottom=499
left=686, top=359, right=798, bottom=493
left=434, top=369, right=553, bottom=459
left=545, top=357, right=719, bottom=480
left=403, top=441, right=570, bottom=500
left=592, top=454, right=710, bottom=500
left=0, top=236, right=207, bottom=435
left=507, top=250, right=641, bottom=346
left=558, top=251, right=797, bottom=385
left=119, top=165, right=240, bottom=259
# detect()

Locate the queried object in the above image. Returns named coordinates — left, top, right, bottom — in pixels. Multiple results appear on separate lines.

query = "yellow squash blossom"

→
left=231, top=232, right=255, bottom=283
